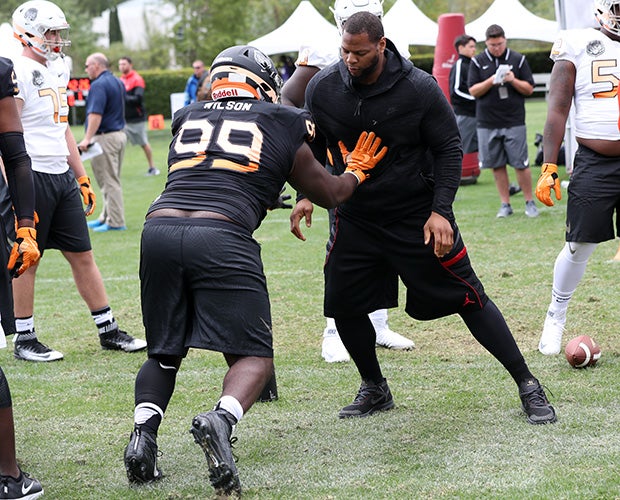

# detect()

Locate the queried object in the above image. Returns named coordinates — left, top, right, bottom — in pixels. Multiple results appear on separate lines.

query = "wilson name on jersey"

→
left=150, top=98, right=315, bottom=232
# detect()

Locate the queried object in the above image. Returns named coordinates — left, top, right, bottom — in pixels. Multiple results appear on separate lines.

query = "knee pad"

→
left=0, top=366, right=12, bottom=409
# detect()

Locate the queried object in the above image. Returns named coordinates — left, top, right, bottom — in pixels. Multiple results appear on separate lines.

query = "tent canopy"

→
left=465, top=0, right=558, bottom=42
left=248, top=1, right=340, bottom=55
left=383, top=0, right=438, bottom=46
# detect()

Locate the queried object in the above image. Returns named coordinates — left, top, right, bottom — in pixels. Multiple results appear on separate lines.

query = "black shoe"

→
left=124, top=427, right=162, bottom=484
left=509, top=183, right=522, bottom=196
left=519, top=378, right=557, bottom=425
left=100, top=329, right=147, bottom=352
left=0, top=469, right=43, bottom=499
left=190, top=409, right=241, bottom=496
left=338, top=378, right=395, bottom=418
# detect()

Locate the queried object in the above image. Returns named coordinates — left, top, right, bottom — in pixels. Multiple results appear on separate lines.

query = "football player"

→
left=537, top=0, right=620, bottom=354
left=0, top=55, right=44, bottom=500
left=283, top=0, right=415, bottom=364
left=10, top=0, right=146, bottom=361
left=123, top=45, right=387, bottom=495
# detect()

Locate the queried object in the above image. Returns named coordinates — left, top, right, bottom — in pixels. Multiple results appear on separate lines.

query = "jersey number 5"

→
left=170, top=118, right=264, bottom=173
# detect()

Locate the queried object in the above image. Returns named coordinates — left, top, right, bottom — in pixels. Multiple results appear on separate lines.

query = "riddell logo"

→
left=212, top=88, right=239, bottom=99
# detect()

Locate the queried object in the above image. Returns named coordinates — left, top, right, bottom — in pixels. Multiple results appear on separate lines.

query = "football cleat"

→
left=14, top=338, right=63, bottom=362
left=124, top=427, right=162, bottom=484
left=538, top=313, right=566, bottom=355
left=190, top=409, right=241, bottom=496
left=0, top=469, right=44, bottom=499
left=100, top=329, right=147, bottom=352
left=322, top=327, right=350, bottom=363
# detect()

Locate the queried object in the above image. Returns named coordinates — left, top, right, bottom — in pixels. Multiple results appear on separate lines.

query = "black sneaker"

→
left=124, top=427, right=162, bottom=484
left=519, top=378, right=557, bottom=425
left=0, top=469, right=43, bottom=499
left=99, top=329, right=147, bottom=352
left=338, top=378, right=395, bottom=418
left=190, top=409, right=241, bottom=496
left=14, top=338, right=63, bottom=362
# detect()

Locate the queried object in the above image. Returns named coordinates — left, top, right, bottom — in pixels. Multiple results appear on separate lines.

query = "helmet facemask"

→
left=596, top=0, right=620, bottom=37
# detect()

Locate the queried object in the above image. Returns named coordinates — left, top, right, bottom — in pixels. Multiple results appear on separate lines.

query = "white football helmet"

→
left=595, top=0, right=620, bottom=36
left=13, top=0, right=71, bottom=61
left=331, top=0, right=384, bottom=35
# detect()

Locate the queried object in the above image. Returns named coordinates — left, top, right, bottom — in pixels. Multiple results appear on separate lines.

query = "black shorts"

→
left=566, top=145, right=620, bottom=243
left=324, top=213, right=488, bottom=320
left=140, top=217, right=273, bottom=358
left=34, top=170, right=91, bottom=254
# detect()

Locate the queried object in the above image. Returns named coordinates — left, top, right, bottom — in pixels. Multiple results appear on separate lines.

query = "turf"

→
left=3, top=99, right=619, bottom=499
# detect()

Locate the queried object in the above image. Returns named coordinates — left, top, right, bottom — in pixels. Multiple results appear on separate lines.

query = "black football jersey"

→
left=0, top=57, right=18, bottom=99
left=150, top=99, right=315, bottom=232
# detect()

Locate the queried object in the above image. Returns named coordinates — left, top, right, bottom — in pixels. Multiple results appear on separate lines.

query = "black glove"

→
left=269, top=187, right=292, bottom=210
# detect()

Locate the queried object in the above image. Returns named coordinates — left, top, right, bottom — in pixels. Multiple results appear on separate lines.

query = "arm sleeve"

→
left=419, top=80, right=463, bottom=220
left=125, top=85, right=144, bottom=106
left=0, top=131, right=35, bottom=221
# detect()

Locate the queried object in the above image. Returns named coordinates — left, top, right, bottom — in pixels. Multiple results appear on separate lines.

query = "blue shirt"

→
left=184, top=74, right=199, bottom=106
left=86, top=70, right=126, bottom=133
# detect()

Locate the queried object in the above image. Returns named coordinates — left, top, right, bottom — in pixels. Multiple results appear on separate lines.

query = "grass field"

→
left=4, top=98, right=620, bottom=499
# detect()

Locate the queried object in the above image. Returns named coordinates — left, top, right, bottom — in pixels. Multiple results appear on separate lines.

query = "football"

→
left=564, top=335, right=601, bottom=368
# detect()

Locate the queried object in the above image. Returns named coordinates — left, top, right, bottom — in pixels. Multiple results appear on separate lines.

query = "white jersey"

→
left=550, top=28, right=620, bottom=140
left=295, top=42, right=339, bottom=70
left=13, top=55, right=71, bottom=174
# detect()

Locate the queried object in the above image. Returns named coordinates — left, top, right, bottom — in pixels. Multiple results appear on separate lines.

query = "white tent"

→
left=383, top=0, right=438, bottom=46
left=554, top=0, right=598, bottom=30
left=0, top=22, right=23, bottom=60
left=248, top=1, right=340, bottom=55
left=465, top=0, right=558, bottom=42
left=92, top=0, right=177, bottom=50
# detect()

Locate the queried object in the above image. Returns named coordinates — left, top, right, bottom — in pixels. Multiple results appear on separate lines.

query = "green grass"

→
left=4, top=99, right=620, bottom=499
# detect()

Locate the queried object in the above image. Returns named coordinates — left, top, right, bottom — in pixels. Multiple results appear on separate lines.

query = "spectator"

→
left=449, top=34, right=477, bottom=154
left=278, top=55, right=296, bottom=82
left=0, top=53, right=43, bottom=498
left=536, top=4, right=620, bottom=355
left=11, top=2, right=146, bottom=361
left=468, top=24, right=538, bottom=218
left=118, top=56, right=160, bottom=176
left=283, top=0, right=414, bottom=363
left=78, top=52, right=128, bottom=232
left=122, top=45, right=384, bottom=494
left=183, top=60, right=205, bottom=105
left=196, top=70, right=212, bottom=101
left=297, top=12, right=556, bottom=425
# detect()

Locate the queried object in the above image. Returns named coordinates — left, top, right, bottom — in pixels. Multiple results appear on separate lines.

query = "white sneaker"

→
left=538, top=313, right=565, bottom=355
left=321, top=328, right=350, bottom=363
left=375, top=328, right=415, bottom=350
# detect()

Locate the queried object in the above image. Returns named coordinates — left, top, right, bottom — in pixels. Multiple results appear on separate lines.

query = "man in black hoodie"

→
left=293, top=12, right=557, bottom=426
left=449, top=34, right=477, bottom=154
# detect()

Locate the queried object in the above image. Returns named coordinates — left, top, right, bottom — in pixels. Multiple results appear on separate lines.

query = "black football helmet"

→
left=209, top=45, right=282, bottom=103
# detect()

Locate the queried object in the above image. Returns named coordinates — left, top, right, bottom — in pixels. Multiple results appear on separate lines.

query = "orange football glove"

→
left=77, top=175, right=96, bottom=216
left=8, top=227, right=40, bottom=277
left=536, top=162, right=561, bottom=206
left=340, top=131, right=388, bottom=184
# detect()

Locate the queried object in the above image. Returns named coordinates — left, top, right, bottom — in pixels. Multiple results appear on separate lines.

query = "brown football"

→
left=564, top=335, right=601, bottom=368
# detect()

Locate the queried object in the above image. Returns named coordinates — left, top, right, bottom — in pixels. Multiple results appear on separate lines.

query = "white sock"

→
left=549, top=242, right=597, bottom=317
left=215, top=395, right=243, bottom=423
left=325, top=317, right=337, bottom=331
